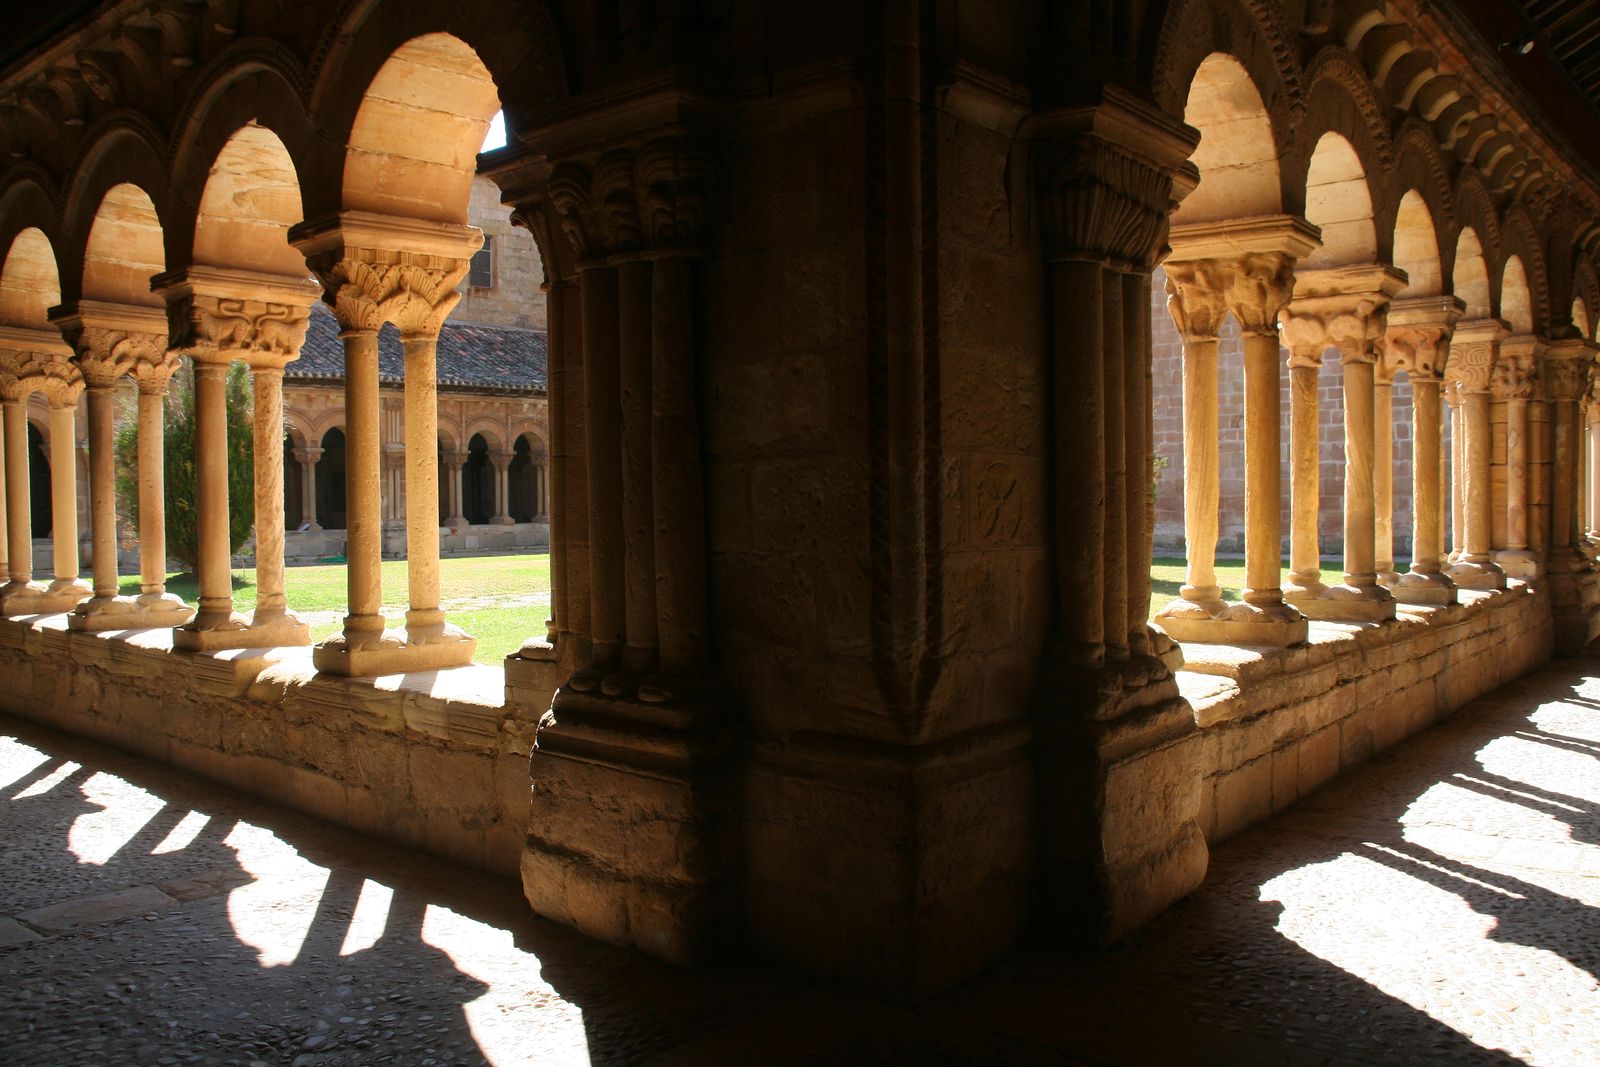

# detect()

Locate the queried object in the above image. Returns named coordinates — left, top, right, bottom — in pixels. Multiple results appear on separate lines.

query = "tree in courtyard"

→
left=114, top=362, right=257, bottom=572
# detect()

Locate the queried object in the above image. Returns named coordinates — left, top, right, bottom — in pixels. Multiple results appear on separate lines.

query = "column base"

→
left=1392, top=570, right=1458, bottom=606
left=524, top=683, right=738, bottom=968
left=1447, top=558, right=1507, bottom=591
left=67, top=593, right=194, bottom=631
left=1152, top=599, right=1307, bottom=646
left=489, top=516, right=516, bottom=526
left=313, top=624, right=475, bottom=676
left=1285, top=583, right=1397, bottom=622
left=1494, top=549, right=1542, bottom=580
left=175, top=610, right=311, bottom=652
left=1151, top=597, right=1224, bottom=643
left=1375, top=568, right=1402, bottom=586
left=445, top=515, right=468, bottom=528
left=2, top=579, right=92, bottom=616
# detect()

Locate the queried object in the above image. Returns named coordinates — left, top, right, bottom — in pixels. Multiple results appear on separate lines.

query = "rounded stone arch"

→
left=1453, top=226, right=1493, bottom=320
left=1298, top=131, right=1378, bottom=269
left=303, top=0, right=571, bottom=222
left=510, top=422, right=548, bottom=456
left=1149, top=0, right=1305, bottom=142
left=0, top=225, right=64, bottom=331
left=1385, top=119, right=1458, bottom=274
left=1573, top=256, right=1600, bottom=339
left=79, top=183, right=167, bottom=308
left=1392, top=189, right=1446, bottom=297
left=281, top=411, right=311, bottom=452
left=1499, top=255, right=1535, bottom=335
left=462, top=418, right=505, bottom=454
left=1453, top=168, right=1503, bottom=270
left=0, top=170, right=64, bottom=276
left=164, top=51, right=325, bottom=271
left=1497, top=205, right=1550, bottom=334
left=435, top=420, right=462, bottom=455
left=1170, top=52, right=1287, bottom=226
left=307, top=409, right=347, bottom=450
left=188, top=123, right=307, bottom=277
left=1287, top=55, right=1393, bottom=260
left=58, top=119, right=175, bottom=306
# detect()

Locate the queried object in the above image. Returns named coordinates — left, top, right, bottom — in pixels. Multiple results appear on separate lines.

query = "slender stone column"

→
left=617, top=256, right=658, bottom=683
left=0, top=337, right=91, bottom=614
left=1581, top=390, right=1600, bottom=561
left=0, top=386, right=7, bottom=588
left=1383, top=301, right=1461, bottom=605
left=444, top=450, right=468, bottom=526
left=401, top=330, right=473, bottom=661
left=1374, top=359, right=1398, bottom=584
left=1446, top=320, right=1508, bottom=590
left=294, top=447, right=323, bottom=530
left=1543, top=337, right=1599, bottom=651
left=132, top=357, right=191, bottom=622
left=1284, top=351, right=1326, bottom=604
left=51, top=304, right=192, bottom=629
left=1448, top=383, right=1465, bottom=561
left=1152, top=261, right=1226, bottom=636
left=490, top=450, right=515, bottom=524
left=0, top=387, right=39, bottom=608
left=1494, top=336, right=1541, bottom=578
left=1281, top=266, right=1405, bottom=621
left=157, top=267, right=318, bottom=650
left=291, top=212, right=482, bottom=675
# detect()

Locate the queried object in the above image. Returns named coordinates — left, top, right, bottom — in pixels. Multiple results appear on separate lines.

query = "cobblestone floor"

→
left=3, top=657, right=1600, bottom=1065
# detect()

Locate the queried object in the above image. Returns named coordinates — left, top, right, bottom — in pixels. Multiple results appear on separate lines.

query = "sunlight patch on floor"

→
left=68, top=773, right=164, bottom=865
left=10, top=758, right=79, bottom=798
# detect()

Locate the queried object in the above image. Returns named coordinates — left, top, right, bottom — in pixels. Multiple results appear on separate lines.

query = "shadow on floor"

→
left=5, top=658, right=1598, bottom=1063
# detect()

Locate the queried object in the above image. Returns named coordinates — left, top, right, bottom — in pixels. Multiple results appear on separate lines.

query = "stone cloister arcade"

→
left=1, top=0, right=1599, bottom=998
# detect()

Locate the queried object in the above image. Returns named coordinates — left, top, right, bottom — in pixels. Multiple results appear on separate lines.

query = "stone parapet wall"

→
left=1176, top=585, right=1552, bottom=846
left=0, top=616, right=535, bottom=878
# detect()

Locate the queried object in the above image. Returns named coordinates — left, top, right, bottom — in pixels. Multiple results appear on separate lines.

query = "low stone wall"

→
left=0, top=616, right=535, bottom=878
left=1175, top=584, right=1553, bottom=846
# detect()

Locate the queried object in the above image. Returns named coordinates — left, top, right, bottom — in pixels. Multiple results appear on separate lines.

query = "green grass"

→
left=120, top=553, right=551, bottom=666
left=1149, top=554, right=1411, bottom=618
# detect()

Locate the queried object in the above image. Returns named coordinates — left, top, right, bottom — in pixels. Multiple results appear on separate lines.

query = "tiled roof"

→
left=289, top=302, right=547, bottom=392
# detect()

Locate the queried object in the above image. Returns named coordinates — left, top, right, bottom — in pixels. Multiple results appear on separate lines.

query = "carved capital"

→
left=156, top=266, right=320, bottom=368
left=1029, top=90, right=1198, bottom=268
left=0, top=326, right=79, bottom=405
left=636, top=136, right=715, bottom=252
left=1381, top=323, right=1451, bottom=381
left=1226, top=252, right=1297, bottom=336
left=1162, top=259, right=1229, bottom=341
left=1541, top=337, right=1596, bottom=403
left=1445, top=319, right=1509, bottom=395
left=289, top=212, right=481, bottom=337
left=51, top=301, right=169, bottom=390
left=1492, top=337, right=1541, bottom=401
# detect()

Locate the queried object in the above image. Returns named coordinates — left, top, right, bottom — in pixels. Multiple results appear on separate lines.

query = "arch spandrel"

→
left=1386, top=120, right=1458, bottom=273
left=1453, top=167, right=1502, bottom=270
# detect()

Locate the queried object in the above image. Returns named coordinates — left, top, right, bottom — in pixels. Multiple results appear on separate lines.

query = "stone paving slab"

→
left=3, top=656, right=1600, bottom=1064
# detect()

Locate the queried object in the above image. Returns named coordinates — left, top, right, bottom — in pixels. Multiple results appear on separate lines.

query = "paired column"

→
left=52, top=304, right=193, bottom=629
left=490, top=450, right=515, bottom=524
left=291, top=213, right=482, bottom=675
left=0, top=335, right=91, bottom=615
left=1373, top=356, right=1399, bottom=584
left=1445, top=320, right=1509, bottom=590
left=1280, top=267, right=1405, bottom=621
left=1493, top=336, right=1542, bottom=578
left=1152, top=227, right=1314, bottom=647
left=1543, top=337, right=1599, bottom=651
left=293, top=447, right=322, bottom=530
left=444, top=450, right=468, bottom=526
left=157, top=268, right=315, bottom=651
left=1581, top=387, right=1600, bottom=559
left=1383, top=299, right=1462, bottom=605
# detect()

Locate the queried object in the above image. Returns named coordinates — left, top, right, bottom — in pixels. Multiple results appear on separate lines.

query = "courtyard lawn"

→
left=1149, top=555, right=1411, bottom=620
left=120, top=552, right=551, bottom=666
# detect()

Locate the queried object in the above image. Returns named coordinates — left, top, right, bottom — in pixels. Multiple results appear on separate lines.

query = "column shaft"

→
left=1465, top=392, right=1495, bottom=562
left=1412, top=381, right=1444, bottom=572
left=193, top=364, right=233, bottom=622
left=1050, top=260, right=1105, bottom=662
left=1242, top=331, right=1284, bottom=602
left=402, top=334, right=445, bottom=634
left=49, top=404, right=82, bottom=587
left=252, top=368, right=288, bottom=617
left=618, top=258, right=657, bottom=673
left=2, top=400, right=24, bottom=586
left=138, top=391, right=168, bottom=594
left=546, top=281, right=571, bottom=643
left=1374, top=379, right=1394, bottom=576
left=341, top=331, right=384, bottom=643
left=1588, top=416, right=1600, bottom=537
left=581, top=265, right=625, bottom=673
left=1342, top=358, right=1378, bottom=587
left=1123, top=271, right=1153, bottom=645
left=302, top=456, right=319, bottom=528
left=1506, top=398, right=1529, bottom=550
left=1451, top=399, right=1465, bottom=558
left=86, top=386, right=117, bottom=598
left=1554, top=398, right=1580, bottom=549
left=1178, top=336, right=1220, bottom=606
left=1101, top=267, right=1128, bottom=654
left=1288, top=362, right=1323, bottom=591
